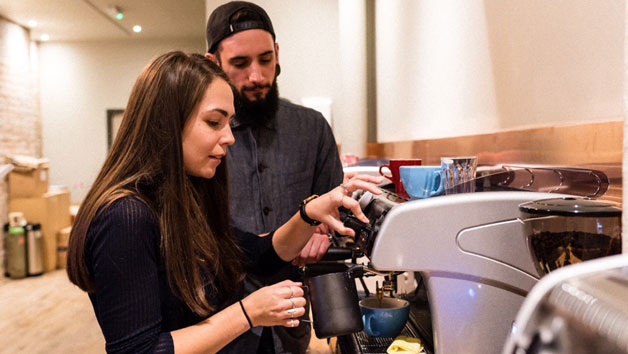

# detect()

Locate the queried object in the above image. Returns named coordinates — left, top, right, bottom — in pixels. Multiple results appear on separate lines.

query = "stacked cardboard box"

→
left=8, top=160, right=49, bottom=198
left=8, top=156, right=71, bottom=273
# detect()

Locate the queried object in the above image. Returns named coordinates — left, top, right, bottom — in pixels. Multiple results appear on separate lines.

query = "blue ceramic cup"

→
left=399, top=166, right=444, bottom=199
left=359, top=297, right=410, bottom=337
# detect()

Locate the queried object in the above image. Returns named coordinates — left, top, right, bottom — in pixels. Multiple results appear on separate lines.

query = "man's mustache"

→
left=242, top=83, right=271, bottom=92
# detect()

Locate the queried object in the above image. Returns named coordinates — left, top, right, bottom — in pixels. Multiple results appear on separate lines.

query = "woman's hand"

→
left=241, top=280, right=306, bottom=328
left=271, top=174, right=384, bottom=263
left=305, top=174, right=383, bottom=237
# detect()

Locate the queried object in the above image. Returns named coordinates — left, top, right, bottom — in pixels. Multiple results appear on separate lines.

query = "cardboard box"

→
left=57, top=226, right=72, bottom=269
left=9, top=190, right=71, bottom=272
left=9, top=165, right=49, bottom=198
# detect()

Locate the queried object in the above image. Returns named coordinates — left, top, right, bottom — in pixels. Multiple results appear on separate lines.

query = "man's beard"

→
left=234, top=79, right=279, bottom=127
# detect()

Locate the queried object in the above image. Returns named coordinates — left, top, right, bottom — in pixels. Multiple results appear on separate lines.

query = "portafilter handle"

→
left=320, top=247, right=354, bottom=261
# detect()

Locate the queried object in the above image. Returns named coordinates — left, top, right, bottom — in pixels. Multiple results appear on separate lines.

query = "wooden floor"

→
left=0, top=270, right=104, bottom=353
left=0, top=270, right=331, bottom=354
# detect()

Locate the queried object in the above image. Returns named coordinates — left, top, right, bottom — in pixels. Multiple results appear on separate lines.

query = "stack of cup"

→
left=440, top=156, right=478, bottom=195
left=398, top=156, right=478, bottom=199
left=378, top=159, right=422, bottom=198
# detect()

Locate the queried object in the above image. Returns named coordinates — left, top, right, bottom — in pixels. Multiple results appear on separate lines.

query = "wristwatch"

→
left=299, top=195, right=321, bottom=226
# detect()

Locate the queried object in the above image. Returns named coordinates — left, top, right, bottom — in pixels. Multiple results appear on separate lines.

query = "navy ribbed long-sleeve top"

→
left=84, top=197, right=288, bottom=353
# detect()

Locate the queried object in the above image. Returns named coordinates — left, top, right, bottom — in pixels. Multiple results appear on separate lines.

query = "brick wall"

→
left=0, top=16, right=42, bottom=272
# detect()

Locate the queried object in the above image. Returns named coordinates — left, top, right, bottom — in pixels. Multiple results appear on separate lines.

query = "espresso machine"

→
left=328, top=165, right=619, bottom=354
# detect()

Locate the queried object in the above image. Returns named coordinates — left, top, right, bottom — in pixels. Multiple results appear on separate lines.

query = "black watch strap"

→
left=299, top=195, right=321, bottom=226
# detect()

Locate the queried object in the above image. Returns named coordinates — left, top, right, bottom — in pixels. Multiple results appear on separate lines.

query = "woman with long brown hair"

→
left=66, top=51, right=381, bottom=353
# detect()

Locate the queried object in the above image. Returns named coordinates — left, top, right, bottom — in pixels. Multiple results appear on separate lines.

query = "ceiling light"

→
left=40, top=34, right=50, bottom=41
left=108, top=5, right=124, bottom=20
left=27, top=20, right=38, bottom=27
left=133, top=25, right=142, bottom=33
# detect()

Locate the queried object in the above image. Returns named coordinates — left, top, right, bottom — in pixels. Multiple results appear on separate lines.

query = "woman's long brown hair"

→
left=67, top=52, right=244, bottom=316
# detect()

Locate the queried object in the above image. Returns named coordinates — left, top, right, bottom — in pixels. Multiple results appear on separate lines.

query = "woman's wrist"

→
left=238, top=300, right=254, bottom=329
left=299, top=195, right=321, bottom=226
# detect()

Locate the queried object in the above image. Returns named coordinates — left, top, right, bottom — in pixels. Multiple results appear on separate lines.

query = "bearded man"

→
left=205, top=2, right=344, bottom=354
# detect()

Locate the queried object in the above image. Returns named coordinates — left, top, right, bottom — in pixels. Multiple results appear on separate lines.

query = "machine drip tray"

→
left=337, top=308, right=432, bottom=354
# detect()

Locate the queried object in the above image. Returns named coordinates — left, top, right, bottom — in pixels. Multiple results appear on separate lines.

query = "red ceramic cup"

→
left=379, top=159, right=422, bottom=197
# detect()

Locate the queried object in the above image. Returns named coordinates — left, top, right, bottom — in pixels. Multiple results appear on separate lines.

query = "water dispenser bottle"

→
left=7, top=212, right=27, bottom=279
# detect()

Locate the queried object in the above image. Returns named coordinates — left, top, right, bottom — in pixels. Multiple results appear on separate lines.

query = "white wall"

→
left=376, top=0, right=625, bottom=142
left=376, top=1, right=498, bottom=142
left=253, top=0, right=340, bottom=112
left=204, top=0, right=625, bottom=152
left=40, top=1, right=626, bottom=203
left=39, top=38, right=205, bottom=202
left=336, top=0, right=368, bottom=157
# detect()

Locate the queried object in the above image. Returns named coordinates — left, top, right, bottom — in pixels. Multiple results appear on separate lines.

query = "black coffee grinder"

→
left=519, top=197, right=622, bottom=276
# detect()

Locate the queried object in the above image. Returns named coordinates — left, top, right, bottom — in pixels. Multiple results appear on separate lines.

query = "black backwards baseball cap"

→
left=206, top=1, right=276, bottom=54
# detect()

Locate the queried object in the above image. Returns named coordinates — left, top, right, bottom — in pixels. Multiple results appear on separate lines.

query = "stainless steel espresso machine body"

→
left=330, top=165, right=617, bottom=354
left=370, top=191, right=567, bottom=354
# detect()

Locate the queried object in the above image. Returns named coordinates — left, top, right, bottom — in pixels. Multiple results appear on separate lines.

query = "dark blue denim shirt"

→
left=227, top=98, right=344, bottom=235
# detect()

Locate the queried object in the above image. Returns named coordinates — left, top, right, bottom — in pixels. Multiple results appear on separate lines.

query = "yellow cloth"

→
left=387, top=335, right=424, bottom=354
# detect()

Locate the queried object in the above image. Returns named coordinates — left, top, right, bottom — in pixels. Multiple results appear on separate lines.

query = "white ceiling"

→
left=0, top=0, right=206, bottom=42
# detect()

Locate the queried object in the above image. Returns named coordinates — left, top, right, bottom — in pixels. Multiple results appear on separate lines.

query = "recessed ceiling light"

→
left=27, top=20, right=38, bottom=27
left=133, top=25, right=142, bottom=33
left=40, top=34, right=50, bottom=41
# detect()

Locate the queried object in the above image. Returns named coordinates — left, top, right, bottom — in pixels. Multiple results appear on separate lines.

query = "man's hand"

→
left=292, top=224, right=332, bottom=266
